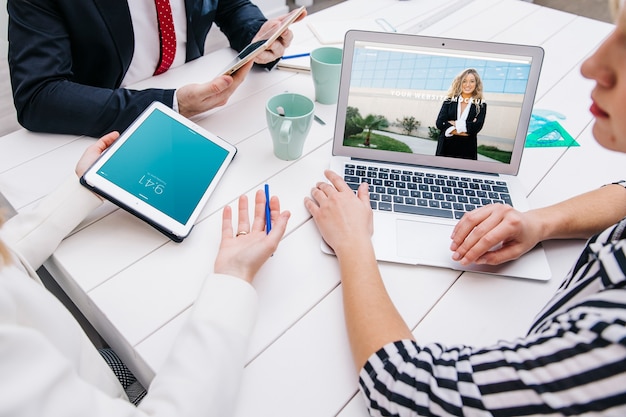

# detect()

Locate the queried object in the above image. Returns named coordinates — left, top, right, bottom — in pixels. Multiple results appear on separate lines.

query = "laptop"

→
left=325, top=30, right=551, bottom=281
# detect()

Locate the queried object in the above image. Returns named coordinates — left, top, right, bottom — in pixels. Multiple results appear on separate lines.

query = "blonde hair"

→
left=0, top=214, right=11, bottom=267
left=447, top=68, right=484, bottom=101
left=611, top=0, right=623, bottom=18
left=446, top=68, right=484, bottom=115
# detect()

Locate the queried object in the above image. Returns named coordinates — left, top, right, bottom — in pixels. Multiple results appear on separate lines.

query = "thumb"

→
left=203, top=76, right=234, bottom=96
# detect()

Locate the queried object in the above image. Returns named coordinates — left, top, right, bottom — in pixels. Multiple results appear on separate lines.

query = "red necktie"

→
left=154, top=0, right=176, bottom=75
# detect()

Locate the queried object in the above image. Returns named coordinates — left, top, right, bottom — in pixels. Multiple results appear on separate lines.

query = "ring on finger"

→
left=236, top=231, right=248, bottom=237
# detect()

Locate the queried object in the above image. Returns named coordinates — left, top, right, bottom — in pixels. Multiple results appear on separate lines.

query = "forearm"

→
left=16, top=83, right=174, bottom=137
left=140, top=274, right=257, bottom=416
left=528, top=182, right=626, bottom=241
left=0, top=176, right=102, bottom=269
left=336, top=241, right=414, bottom=370
left=8, top=0, right=175, bottom=137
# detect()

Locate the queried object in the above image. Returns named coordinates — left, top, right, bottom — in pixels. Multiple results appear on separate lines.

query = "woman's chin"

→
left=592, top=122, right=625, bottom=153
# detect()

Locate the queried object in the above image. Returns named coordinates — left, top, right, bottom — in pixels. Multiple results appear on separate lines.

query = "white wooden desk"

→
left=0, top=1, right=617, bottom=416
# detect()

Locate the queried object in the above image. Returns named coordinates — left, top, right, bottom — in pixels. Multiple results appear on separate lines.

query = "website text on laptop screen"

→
left=340, top=39, right=535, bottom=168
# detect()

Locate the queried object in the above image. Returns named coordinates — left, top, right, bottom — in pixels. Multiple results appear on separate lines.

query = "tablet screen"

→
left=94, top=108, right=230, bottom=224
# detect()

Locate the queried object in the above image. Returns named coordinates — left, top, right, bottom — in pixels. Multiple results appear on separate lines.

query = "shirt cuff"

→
left=172, top=90, right=179, bottom=113
left=192, top=273, right=258, bottom=337
left=455, top=119, right=467, bottom=133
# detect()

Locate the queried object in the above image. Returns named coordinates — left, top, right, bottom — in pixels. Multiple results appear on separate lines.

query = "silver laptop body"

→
left=326, top=30, right=550, bottom=281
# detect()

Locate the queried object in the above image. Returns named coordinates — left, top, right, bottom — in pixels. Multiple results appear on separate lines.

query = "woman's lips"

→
left=590, top=101, right=609, bottom=118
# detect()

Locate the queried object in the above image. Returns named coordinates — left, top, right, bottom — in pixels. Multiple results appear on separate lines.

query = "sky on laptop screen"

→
left=343, top=40, right=534, bottom=164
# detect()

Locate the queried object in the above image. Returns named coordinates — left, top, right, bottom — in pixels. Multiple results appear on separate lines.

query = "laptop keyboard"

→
left=343, top=164, right=512, bottom=220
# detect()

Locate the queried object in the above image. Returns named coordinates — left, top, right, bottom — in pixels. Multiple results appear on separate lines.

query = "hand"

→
left=75, top=131, right=119, bottom=177
left=214, top=189, right=290, bottom=283
left=177, top=60, right=254, bottom=118
left=304, top=170, right=373, bottom=255
left=252, top=9, right=307, bottom=64
left=450, top=203, right=543, bottom=265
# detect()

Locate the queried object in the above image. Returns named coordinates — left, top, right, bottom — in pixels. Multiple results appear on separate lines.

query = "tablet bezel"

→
left=80, top=102, right=237, bottom=242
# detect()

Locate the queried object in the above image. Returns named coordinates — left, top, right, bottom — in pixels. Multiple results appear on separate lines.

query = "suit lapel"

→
left=185, top=0, right=217, bottom=60
left=93, top=0, right=134, bottom=81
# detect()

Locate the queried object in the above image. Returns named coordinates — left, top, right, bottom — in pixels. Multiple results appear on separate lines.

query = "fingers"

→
left=307, top=170, right=369, bottom=210
left=230, top=60, right=254, bottom=80
left=230, top=189, right=290, bottom=239
left=75, top=131, right=121, bottom=177
left=356, top=182, right=370, bottom=204
left=236, top=194, right=250, bottom=235
left=98, top=131, right=119, bottom=150
left=451, top=208, right=504, bottom=264
left=293, top=9, right=307, bottom=22
left=251, top=189, right=267, bottom=233
left=473, top=243, right=525, bottom=265
left=450, top=204, right=521, bottom=265
left=221, top=204, right=234, bottom=240
left=279, top=28, right=294, bottom=46
left=268, top=195, right=290, bottom=240
left=324, top=169, right=352, bottom=192
left=450, top=206, right=495, bottom=249
left=254, top=20, right=281, bottom=42
left=255, top=30, right=292, bottom=64
left=178, top=65, right=253, bottom=117
left=303, top=195, right=319, bottom=217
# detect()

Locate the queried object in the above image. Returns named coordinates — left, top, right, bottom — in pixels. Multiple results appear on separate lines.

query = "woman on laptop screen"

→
left=435, top=68, right=487, bottom=160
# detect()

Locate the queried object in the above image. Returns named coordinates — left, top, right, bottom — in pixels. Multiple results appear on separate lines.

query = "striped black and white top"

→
left=360, top=182, right=626, bottom=416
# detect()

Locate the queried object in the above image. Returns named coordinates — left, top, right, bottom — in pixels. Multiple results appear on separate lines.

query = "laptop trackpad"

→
left=396, top=219, right=457, bottom=266
left=395, top=218, right=552, bottom=280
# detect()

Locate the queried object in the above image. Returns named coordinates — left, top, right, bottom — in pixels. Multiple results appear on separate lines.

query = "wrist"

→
left=525, top=208, right=554, bottom=242
left=214, top=264, right=255, bottom=284
left=333, top=236, right=375, bottom=261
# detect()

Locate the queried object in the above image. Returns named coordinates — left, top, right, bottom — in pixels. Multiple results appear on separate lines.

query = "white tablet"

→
left=81, top=102, right=237, bottom=242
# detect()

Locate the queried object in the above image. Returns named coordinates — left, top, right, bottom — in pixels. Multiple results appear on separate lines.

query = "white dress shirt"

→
left=122, top=0, right=188, bottom=87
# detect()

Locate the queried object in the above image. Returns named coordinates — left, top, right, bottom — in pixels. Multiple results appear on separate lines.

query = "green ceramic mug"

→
left=310, top=47, right=343, bottom=104
left=265, top=93, right=315, bottom=160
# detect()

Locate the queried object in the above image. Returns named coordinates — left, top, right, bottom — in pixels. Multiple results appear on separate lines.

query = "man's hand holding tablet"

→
left=176, top=7, right=306, bottom=119
left=220, top=6, right=307, bottom=76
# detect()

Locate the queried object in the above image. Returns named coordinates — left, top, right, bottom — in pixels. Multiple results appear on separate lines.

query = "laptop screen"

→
left=333, top=31, right=544, bottom=176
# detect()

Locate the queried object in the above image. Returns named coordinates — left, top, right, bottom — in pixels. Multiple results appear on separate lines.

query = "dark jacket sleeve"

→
left=436, top=100, right=455, bottom=132
left=214, top=0, right=267, bottom=52
left=7, top=0, right=175, bottom=137
left=212, top=0, right=278, bottom=70
left=7, top=0, right=266, bottom=138
left=466, top=102, right=487, bottom=136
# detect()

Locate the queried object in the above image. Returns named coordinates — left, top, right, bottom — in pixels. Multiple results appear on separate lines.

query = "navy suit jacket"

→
left=8, top=0, right=267, bottom=137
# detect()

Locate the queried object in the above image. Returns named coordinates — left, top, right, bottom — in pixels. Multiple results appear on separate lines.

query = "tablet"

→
left=219, top=6, right=306, bottom=76
left=80, top=102, right=237, bottom=242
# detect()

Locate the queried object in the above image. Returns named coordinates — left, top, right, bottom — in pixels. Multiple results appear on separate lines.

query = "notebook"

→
left=325, top=30, right=551, bottom=281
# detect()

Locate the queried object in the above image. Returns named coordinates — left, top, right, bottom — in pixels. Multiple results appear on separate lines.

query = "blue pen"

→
left=282, top=53, right=310, bottom=60
left=264, top=184, right=272, bottom=234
